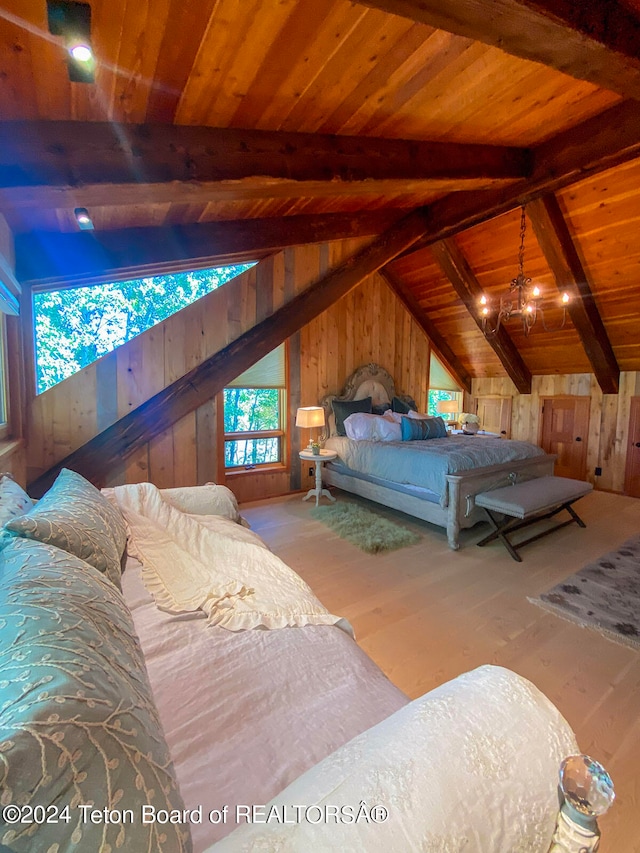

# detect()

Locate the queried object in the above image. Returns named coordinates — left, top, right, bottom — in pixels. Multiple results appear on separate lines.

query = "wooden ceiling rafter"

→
left=0, top=121, right=529, bottom=212
left=380, top=267, right=472, bottom=393
left=353, top=0, right=640, bottom=99
left=28, top=206, right=434, bottom=494
left=527, top=194, right=620, bottom=394
left=16, top=210, right=407, bottom=286
left=430, top=238, right=532, bottom=393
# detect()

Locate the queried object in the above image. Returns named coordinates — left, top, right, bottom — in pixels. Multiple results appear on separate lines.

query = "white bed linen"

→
left=110, top=483, right=351, bottom=633
left=121, top=559, right=408, bottom=851
left=325, top=434, right=545, bottom=507
left=210, top=665, right=578, bottom=853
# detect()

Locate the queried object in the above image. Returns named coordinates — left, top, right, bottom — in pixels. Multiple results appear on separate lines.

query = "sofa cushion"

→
left=5, top=468, right=126, bottom=588
left=0, top=473, right=33, bottom=526
left=0, top=538, right=191, bottom=853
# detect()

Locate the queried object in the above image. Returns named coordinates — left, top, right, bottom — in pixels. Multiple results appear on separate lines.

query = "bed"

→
left=320, top=363, right=555, bottom=550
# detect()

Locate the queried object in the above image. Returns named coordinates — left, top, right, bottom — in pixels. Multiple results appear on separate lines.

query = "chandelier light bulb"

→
left=480, top=294, right=487, bottom=305
left=562, top=292, right=570, bottom=304
left=532, top=285, right=541, bottom=297
left=525, top=303, right=534, bottom=314
left=481, top=306, right=489, bottom=316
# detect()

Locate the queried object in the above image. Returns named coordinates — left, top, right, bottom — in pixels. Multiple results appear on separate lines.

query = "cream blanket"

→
left=110, top=483, right=352, bottom=634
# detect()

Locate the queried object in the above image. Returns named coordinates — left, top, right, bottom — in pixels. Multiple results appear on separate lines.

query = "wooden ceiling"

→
left=1, top=0, right=639, bottom=386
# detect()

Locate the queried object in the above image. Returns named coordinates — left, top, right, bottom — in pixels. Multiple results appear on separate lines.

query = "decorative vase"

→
left=311, top=442, right=321, bottom=455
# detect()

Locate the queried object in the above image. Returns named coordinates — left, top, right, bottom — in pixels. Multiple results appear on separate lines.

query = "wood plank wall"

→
left=472, top=372, right=640, bottom=491
left=24, top=238, right=433, bottom=500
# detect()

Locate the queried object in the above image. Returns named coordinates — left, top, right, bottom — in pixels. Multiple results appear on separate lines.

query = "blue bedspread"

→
left=324, top=435, right=545, bottom=506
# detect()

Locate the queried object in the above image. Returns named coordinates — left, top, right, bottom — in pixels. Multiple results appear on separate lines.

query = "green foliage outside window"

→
left=427, top=389, right=458, bottom=419
left=33, top=264, right=255, bottom=394
left=224, top=388, right=282, bottom=468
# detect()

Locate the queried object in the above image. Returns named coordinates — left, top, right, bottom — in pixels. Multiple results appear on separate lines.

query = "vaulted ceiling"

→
left=1, top=0, right=639, bottom=392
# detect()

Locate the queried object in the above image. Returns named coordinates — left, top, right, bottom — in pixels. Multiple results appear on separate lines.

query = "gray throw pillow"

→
left=5, top=468, right=127, bottom=588
left=0, top=537, right=191, bottom=853
left=332, top=397, right=372, bottom=436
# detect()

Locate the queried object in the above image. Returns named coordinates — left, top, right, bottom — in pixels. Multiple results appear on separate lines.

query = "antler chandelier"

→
left=479, top=205, right=569, bottom=337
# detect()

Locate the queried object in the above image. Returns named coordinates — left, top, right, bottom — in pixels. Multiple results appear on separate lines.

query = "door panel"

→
left=624, top=397, right=640, bottom=498
left=475, top=396, right=512, bottom=438
left=540, top=396, right=590, bottom=480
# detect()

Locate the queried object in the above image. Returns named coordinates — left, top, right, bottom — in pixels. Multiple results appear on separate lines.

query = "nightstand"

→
left=299, top=449, right=338, bottom=506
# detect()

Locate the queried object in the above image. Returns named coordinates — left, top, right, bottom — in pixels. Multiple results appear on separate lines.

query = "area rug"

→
left=528, top=534, right=640, bottom=650
left=310, top=502, right=421, bottom=554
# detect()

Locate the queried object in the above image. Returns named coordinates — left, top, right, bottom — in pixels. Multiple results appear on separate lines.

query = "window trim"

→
left=0, top=314, right=10, bottom=441
left=223, top=386, right=287, bottom=472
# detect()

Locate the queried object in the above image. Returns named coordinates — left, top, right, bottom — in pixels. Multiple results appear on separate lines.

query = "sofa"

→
left=0, top=469, right=581, bottom=852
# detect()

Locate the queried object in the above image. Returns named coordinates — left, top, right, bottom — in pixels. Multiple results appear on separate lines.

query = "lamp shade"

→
left=295, top=406, right=325, bottom=428
left=436, top=400, right=459, bottom=415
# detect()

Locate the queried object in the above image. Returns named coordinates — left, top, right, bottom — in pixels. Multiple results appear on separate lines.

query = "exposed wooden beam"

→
left=380, top=267, right=472, bottom=393
left=527, top=194, right=620, bottom=394
left=430, top=238, right=532, bottom=393
left=15, top=211, right=406, bottom=286
left=403, top=100, right=640, bottom=256
left=27, top=208, right=433, bottom=495
left=354, top=0, right=640, bottom=99
left=0, top=121, right=528, bottom=210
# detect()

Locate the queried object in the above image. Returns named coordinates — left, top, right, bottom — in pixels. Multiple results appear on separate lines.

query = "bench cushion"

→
left=476, top=476, right=593, bottom=519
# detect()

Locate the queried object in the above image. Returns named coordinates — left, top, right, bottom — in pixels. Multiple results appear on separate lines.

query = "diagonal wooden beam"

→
left=430, top=238, right=532, bottom=393
left=16, top=211, right=406, bottom=286
left=527, top=194, right=620, bottom=394
left=27, top=207, right=433, bottom=495
left=0, top=121, right=529, bottom=210
left=354, top=0, right=640, bottom=99
left=380, top=267, right=472, bottom=393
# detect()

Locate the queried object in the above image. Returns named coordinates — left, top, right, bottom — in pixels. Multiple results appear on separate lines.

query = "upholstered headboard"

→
left=320, top=363, right=415, bottom=436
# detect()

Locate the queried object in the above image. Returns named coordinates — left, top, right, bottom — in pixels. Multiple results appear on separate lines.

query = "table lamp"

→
left=436, top=399, right=459, bottom=430
left=295, top=406, right=325, bottom=452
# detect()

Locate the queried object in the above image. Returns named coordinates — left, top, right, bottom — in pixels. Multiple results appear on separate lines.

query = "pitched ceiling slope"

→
left=354, top=0, right=640, bottom=99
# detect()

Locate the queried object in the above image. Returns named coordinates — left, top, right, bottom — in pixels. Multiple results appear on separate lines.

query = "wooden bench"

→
left=475, top=476, right=593, bottom=561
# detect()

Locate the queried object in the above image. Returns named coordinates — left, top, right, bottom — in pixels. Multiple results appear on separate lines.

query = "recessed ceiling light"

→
left=69, top=42, right=93, bottom=63
left=74, top=208, right=94, bottom=231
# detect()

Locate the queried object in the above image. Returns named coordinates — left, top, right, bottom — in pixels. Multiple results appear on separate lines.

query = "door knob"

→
left=575, top=436, right=582, bottom=442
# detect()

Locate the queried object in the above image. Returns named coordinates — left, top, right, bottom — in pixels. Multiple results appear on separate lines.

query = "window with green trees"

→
left=223, top=344, right=287, bottom=469
left=32, top=263, right=255, bottom=394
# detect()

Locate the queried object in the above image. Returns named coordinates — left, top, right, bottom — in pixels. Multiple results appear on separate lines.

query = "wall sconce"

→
left=47, top=1, right=96, bottom=83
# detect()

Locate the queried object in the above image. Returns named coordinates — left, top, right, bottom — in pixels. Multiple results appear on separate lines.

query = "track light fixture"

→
left=47, top=1, right=95, bottom=83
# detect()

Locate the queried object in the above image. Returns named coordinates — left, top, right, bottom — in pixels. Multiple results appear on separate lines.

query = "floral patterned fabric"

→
left=5, top=468, right=126, bottom=588
left=0, top=538, right=191, bottom=853
left=0, top=474, right=33, bottom=527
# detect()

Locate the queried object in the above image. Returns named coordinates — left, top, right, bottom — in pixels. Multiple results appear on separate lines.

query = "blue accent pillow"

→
left=401, top=416, right=448, bottom=441
left=332, top=397, right=372, bottom=436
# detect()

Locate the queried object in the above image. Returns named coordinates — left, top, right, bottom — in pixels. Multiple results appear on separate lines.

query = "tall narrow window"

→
left=427, top=352, right=462, bottom=420
left=224, top=345, right=287, bottom=469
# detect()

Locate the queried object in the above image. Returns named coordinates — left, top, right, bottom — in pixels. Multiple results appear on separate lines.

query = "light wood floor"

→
left=240, top=488, right=640, bottom=853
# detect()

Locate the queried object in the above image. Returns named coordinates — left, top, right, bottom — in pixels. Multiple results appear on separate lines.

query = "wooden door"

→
left=624, top=397, right=640, bottom=498
left=540, top=396, right=590, bottom=480
left=475, top=396, right=512, bottom=438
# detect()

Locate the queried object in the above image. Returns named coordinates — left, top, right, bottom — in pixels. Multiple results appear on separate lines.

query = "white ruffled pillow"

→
left=344, top=413, right=401, bottom=442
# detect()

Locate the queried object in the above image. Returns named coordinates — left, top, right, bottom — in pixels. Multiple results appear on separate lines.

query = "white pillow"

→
left=382, top=410, right=403, bottom=424
left=406, top=410, right=431, bottom=419
left=160, top=484, right=241, bottom=521
left=344, top=413, right=401, bottom=442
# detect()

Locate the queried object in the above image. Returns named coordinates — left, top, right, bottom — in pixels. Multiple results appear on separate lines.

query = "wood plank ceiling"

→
left=0, top=0, right=639, bottom=382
